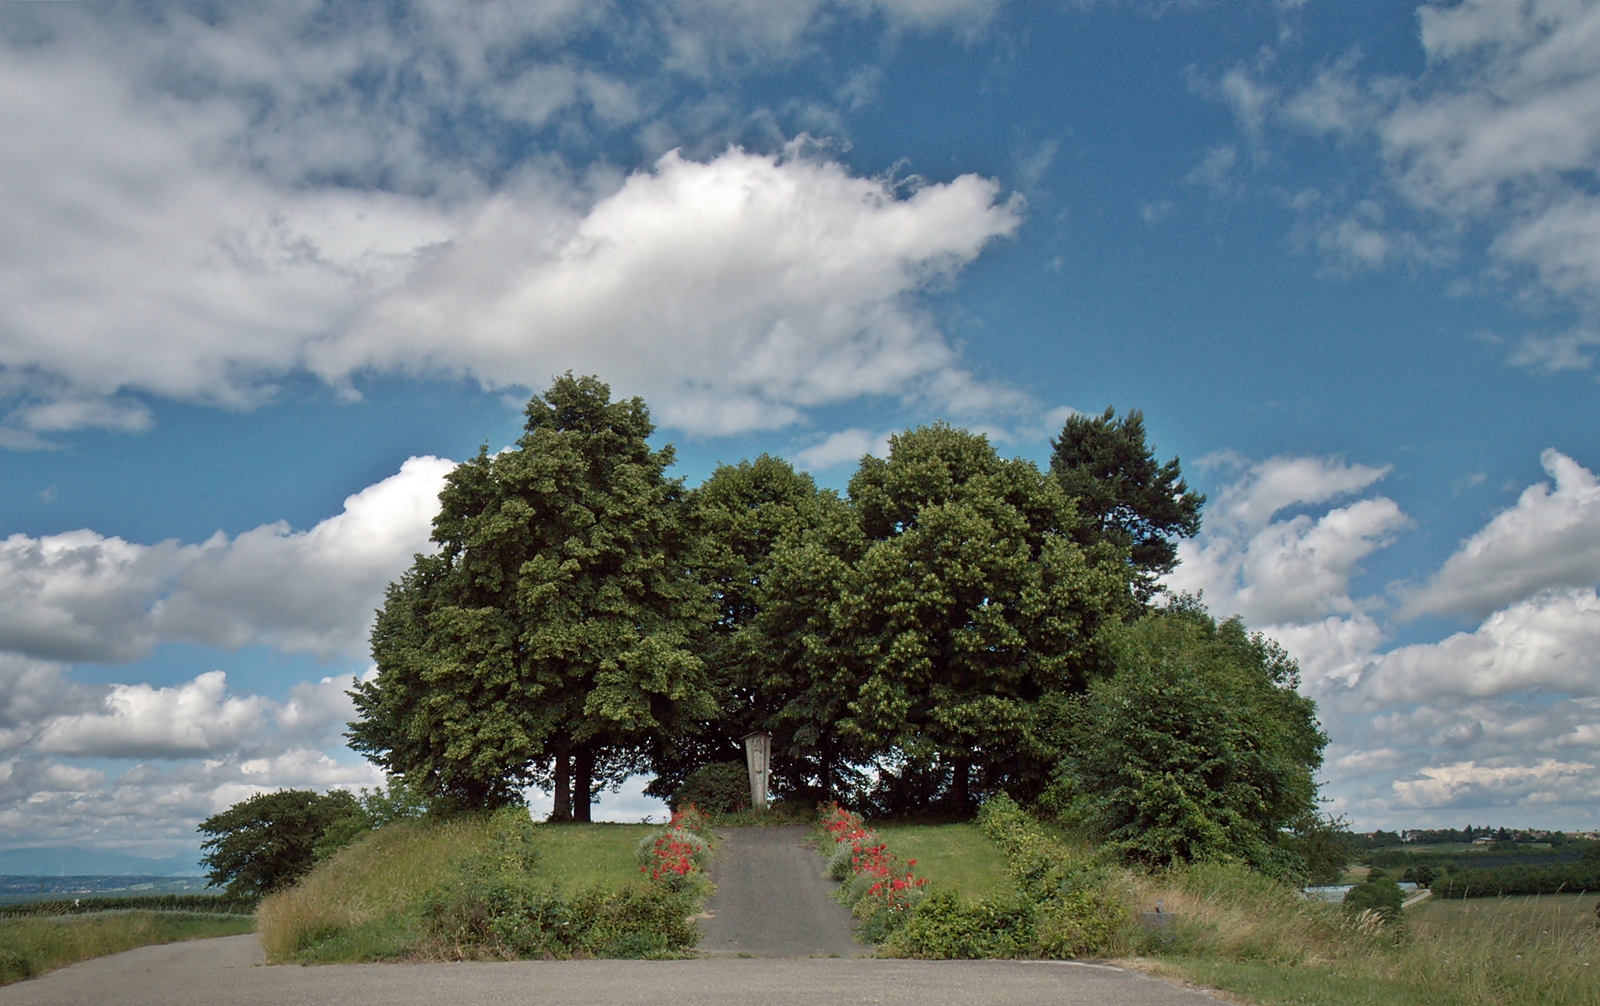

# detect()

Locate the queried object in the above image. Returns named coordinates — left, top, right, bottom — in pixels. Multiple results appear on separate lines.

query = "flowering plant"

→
left=637, top=804, right=713, bottom=887
left=819, top=803, right=927, bottom=916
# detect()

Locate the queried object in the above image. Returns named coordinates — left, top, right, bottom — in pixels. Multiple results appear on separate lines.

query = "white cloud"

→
left=156, top=456, right=455, bottom=659
left=0, top=457, right=451, bottom=665
left=0, top=3, right=1029, bottom=442
left=1220, top=0, right=1600, bottom=314
left=1403, top=449, right=1600, bottom=619
left=31, top=672, right=269, bottom=760
left=1172, top=449, right=1600, bottom=828
left=1365, top=587, right=1600, bottom=704
left=328, top=147, right=1027, bottom=435
left=795, top=428, right=894, bottom=470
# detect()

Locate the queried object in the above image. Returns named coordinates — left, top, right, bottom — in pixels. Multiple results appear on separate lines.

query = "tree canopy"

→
left=343, top=377, right=1328, bottom=881
left=1050, top=406, right=1203, bottom=597
left=198, top=789, right=359, bottom=898
left=1046, top=599, right=1326, bottom=871
left=349, top=374, right=714, bottom=817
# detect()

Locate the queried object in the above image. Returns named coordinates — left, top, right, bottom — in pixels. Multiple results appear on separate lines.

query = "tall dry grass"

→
left=255, top=816, right=490, bottom=962
left=1125, top=861, right=1599, bottom=1006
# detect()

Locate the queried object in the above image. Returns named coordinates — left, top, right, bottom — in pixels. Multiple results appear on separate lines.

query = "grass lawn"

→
left=529, top=823, right=656, bottom=890
left=875, top=823, right=1013, bottom=901
left=257, top=816, right=657, bottom=963
left=1, top=911, right=255, bottom=986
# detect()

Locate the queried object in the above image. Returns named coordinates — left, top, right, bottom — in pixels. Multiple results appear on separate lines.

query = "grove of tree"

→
left=344, top=374, right=1329, bottom=870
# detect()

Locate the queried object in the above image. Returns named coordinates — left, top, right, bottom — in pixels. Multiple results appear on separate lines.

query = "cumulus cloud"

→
left=1172, top=449, right=1600, bottom=828
left=329, top=148, right=1027, bottom=435
left=1166, top=455, right=1403, bottom=627
left=0, top=457, right=451, bottom=665
left=795, top=428, right=894, bottom=471
left=1403, top=449, right=1600, bottom=619
left=0, top=2, right=1030, bottom=443
left=31, top=672, right=269, bottom=760
left=1207, top=0, right=1600, bottom=326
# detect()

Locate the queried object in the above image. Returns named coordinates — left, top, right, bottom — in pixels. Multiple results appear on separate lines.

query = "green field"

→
left=0, top=911, right=255, bottom=986
left=875, top=823, right=1013, bottom=900
left=257, top=815, right=660, bottom=963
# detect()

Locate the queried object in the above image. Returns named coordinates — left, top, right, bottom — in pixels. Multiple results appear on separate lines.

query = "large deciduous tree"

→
left=348, top=374, right=714, bottom=818
left=828, top=424, right=1134, bottom=810
left=1050, top=407, right=1203, bottom=599
left=198, top=789, right=359, bottom=898
left=645, top=455, right=833, bottom=801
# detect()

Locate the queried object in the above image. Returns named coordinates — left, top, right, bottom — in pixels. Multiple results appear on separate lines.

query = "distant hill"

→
left=0, top=846, right=202, bottom=877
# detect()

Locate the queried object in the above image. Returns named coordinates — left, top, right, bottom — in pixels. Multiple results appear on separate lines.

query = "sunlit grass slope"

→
left=257, top=816, right=654, bottom=963
left=1133, top=864, right=1599, bottom=1006
left=875, top=823, right=1014, bottom=900
left=0, top=911, right=254, bottom=986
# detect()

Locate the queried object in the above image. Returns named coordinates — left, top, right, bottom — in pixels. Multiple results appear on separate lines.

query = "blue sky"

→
left=2, top=0, right=1599, bottom=857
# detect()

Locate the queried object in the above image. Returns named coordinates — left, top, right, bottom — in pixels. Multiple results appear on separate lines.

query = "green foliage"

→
left=1049, top=405, right=1203, bottom=597
left=1429, top=861, right=1600, bottom=898
left=834, top=424, right=1132, bottom=808
left=312, top=777, right=433, bottom=861
left=883, top=890, right=1033, bottom=958
left=350, top=374, right=715, bottom=813
left=1343, top=879, right=1404, bottom=924
left=1047, top=602, right=1326, bottom=871
left=422, top=807, right=702, bottom=959
left=1285, top=814, right=1354, bottom=886
left=199, top=789, right=361, bottom=897
left=668, top=761, right=748, bottom=814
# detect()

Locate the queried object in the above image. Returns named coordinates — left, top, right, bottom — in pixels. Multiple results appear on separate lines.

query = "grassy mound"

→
left=257, top=812, right=697, bottom=963
left=1, top=911, right=255, bottom=986
left=876, top=824, right=1013, bottom=900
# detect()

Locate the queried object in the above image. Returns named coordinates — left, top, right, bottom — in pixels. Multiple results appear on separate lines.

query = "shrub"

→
left=882, top=891, right=1032, bottom=959
left=975, top=794, right=1123, bottom=958
left=1046, top=605, right=1325, bottom=872
left=423, top=807, right=704, bottom=960
left=1343, top=879, right=1403, bottom=924
left=670, top=763, right=749, bottom=815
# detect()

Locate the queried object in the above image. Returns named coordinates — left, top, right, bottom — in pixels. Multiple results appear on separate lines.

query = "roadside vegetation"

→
left=854, top=797, right=1599, bottom=1006
left=256, top=807, right=705, bottom=963
left=0, top=911, right=254, bottom=986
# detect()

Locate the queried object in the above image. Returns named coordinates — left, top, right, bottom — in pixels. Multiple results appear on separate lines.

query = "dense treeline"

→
left=341, top=374, right=1325, bottom=871
left=1430, top=861, right=1600, bottom=898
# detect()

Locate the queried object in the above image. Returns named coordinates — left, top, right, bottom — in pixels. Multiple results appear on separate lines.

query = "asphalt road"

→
left=0, top=936, right=1221, bottom=1006
left=697, top=825, right=861, bottom=958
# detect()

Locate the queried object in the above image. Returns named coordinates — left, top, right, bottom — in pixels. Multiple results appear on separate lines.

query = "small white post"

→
left=742, top=731, right=771, bottom=810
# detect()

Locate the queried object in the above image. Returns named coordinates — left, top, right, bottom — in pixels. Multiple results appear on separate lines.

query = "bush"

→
left=1046, top=605, right=1326, bottom=872
left=882, top=891, right=1032, bottom=958
left=669, top=762, right=749, bottom=815
left=1343, top=879, right=1403, bottom=923
left=422, top=807, right=704, bottom=960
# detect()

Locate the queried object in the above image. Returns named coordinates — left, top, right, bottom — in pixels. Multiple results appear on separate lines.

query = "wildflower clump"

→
left=636, top=805, right=713, bottom=891
left=819, top=803, right=928, bottom=942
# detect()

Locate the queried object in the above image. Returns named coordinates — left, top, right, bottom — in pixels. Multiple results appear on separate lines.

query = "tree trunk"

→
left=573, top=745, right=594, bottom=823
left=952, top=757, right=971, bottom=813
left=550, top=744, right=572, bottom=822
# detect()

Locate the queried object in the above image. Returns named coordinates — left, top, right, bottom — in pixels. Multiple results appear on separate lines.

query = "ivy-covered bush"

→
left=670, top=762, right=750, bottom=814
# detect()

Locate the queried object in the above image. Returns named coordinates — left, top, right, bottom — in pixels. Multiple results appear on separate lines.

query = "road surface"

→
left=0, top=937, right=1220, bottom=1006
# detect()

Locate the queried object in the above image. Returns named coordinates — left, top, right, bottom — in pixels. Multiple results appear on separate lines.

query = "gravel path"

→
left=697, top=825, right=862, bottom=958
left=0, top=938, right=1221, bottom=1006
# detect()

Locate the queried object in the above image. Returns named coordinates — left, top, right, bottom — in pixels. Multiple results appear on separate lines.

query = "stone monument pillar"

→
left=742, top=731, right=771, bottom=810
